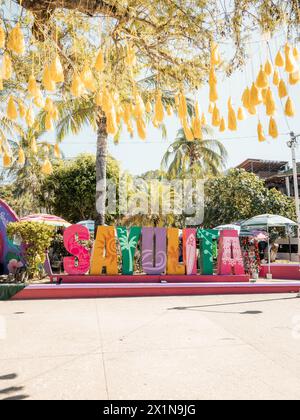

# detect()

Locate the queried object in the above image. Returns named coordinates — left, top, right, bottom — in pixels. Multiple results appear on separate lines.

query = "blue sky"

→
left=59, top=32, right=300, bottom=175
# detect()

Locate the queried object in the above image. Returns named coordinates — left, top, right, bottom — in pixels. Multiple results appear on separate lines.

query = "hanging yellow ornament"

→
left=285, top=96, right=296, bottom=117
left=18, top=101, right=26, bottom=119
left=242, top=87, right=251, bottom=109
left=26, top=106, right=35, bottom=128
left=54, top=144, right=61, bottom=159
left=209, top=66, right=217, bottom=85
left=219, top=117, right=226, bottom=133
left=2, top=53, right=13, bottom=80
left=256, top=66, right=269, bottom=89
left=208, top=102, right=214, bottom=114
left=192, top=116, right=202, bottom=139
left=289, top=70, right=300, bottom=85
left=228, top=98, right=237, bottom=131
left=136, top=118, right=147, bottom=140
left=273, top=70, right=280, bottom=86
left=265, top=88, right=276, bottom=116
left=247, top=105, right=257, bottom=116
left=285, top=44, right=297, bottom=73
left=50, top=55, right=64, bottom=83
left=17, top=148, right=25, bottom=166
left=33, top=90, right=44, bottom=108
left=201, top=113, right=207, bottom=126
left=250, top=83, right=262, bottom=107
left=278, top=79, right=288, bottom=98
left=178, top=92, right=187, bottom=121
left=261, top=88, right=268, bottom=105
left=95, top=50, right=105, bottom=72
left=264, top=60, right=273, bottom=76
left=211, top=42, right=221, bottom=66
left=42, top=65, right=56, bottom=92
left=7, top=96, right=18, bottom=120
left=269, top=117, right=278, bottom=139
left=52, top=106, right=59, bottom=121
left=7, top=24, right=25, bottom=55
left=44, top=97, right=54, bottom=113
left=145, top=101, right=152, bottom=114
left=275, top=50, right=285, bottom=67
left=3, top=151, right=11, bottom=168
left=0, top=25, right=5, bottom=49
left=134, top=95, right=145, bottom=119
left=257, top=122, right=266, bottom=142
left=41, top=158, right=53, bottom=176
left=212, top=104, right=221, bottom=127
left=45, top=113, right=54, bottom=131
left=293, top=47, right=300, bottom=61
left=125, top=43, right=137, bottom=67
left=182, top=117, right=194, bottom=141
left=237, top=107, right=246, bottom=121
left=81, top=66, right=97, bottom=92
left=28, top=74, right=39, bottom=97
left=154, top=91, right=164, bottom=124
left=71, top=72, right=85, bottom=97
left=167, top=104, right=173, bottom=116
left=209, top=82, right=218, bottom=103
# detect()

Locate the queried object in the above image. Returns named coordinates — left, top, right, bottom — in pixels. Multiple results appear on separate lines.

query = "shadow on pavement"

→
left=0, top=374, right=29, bottom=401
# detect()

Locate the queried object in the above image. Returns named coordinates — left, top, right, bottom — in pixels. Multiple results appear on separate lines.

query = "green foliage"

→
left=7, top=222, right=54, bottom=279
left=204, top=169, right=296, bottom=227
left=40, top=154, right=120, bottom=223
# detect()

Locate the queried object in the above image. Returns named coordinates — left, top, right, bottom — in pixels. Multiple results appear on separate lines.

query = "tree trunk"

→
left=95, top=114, right=108, bottom=231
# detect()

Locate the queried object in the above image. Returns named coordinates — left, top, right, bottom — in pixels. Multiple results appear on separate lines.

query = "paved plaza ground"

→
left=1, top=293, right=300, bottom=400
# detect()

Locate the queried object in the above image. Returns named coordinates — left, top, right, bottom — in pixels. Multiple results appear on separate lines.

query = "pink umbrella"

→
left=20, top=214, right=71, bottom=228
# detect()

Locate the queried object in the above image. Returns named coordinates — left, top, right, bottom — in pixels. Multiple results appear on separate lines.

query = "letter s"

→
left=63, top=225, right=90, bottom=275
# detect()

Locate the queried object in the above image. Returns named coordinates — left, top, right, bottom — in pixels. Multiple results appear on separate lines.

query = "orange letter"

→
left=90, top=226, right=118, bottom=275
left=167, top=228, right=185, bottom=275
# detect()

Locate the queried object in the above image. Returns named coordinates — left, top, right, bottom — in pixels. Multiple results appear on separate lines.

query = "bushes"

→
left=7, top=222, right=54, bottom=279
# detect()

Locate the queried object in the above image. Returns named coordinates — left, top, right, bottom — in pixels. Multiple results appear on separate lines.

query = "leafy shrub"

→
left=7, top=222, right=54, bottom=279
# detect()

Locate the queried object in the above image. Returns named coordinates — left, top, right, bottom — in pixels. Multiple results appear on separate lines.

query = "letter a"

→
left=90, top=226, right=118, bottom=275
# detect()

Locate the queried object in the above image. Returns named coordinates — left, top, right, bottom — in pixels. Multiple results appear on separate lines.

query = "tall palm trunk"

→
left=95, top=114, right=108, bottom=230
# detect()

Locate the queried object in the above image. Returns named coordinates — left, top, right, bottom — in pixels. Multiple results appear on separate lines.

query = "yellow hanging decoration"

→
left=264, top=60, right=273, bottom=76
left=219, top=117, right=226, bottom=133
left=211, top=42, right=221, bottom=66
left=33, top=90, right=44, bottom=108
left=134, top=94, right=145, bottom=119
left=71, top=72, right=85, bottom=97
left=136, top=118, right=147, bottom=140
left=44, top=97, right=54, bottom=113
left=285, top=44, right=297, bottom=73
left=7, top=24, right=25, bottom=55
left=237, top=107, right=246, bottom=121
left=261, top=88, right=268, bottom=105
left=18, top=101, right=26, bottom=118
left=125, top=43, right=137, bottom=67
left=209, top=82, right=218, bottom=103
left=154, top=91, right=165, bottom=124
left=7, top=96, right=18, bottom=120
left=2, top=53, right=13, bottom=80
left=45, top=113, right=54, bottom=131
left=273, top=70, right=280, bottom=86
left=54, top=144, right=61, bottom=159
left=285, top=96, right=296, bottom=117
left=228, top=98, right=237, bottom=131
left=212, top=104, right=221, bottom=127
left=256, top=66, right=269, bottom=89
left=28, top=74, right=39, bottom=97
left=178, top=92, right=187, bottom=121
left=289, top=70, right=300, bottom=85
left=278, top=79, right=288, bottom=98
left=201, top=113, right=207, bottom=126
left=26, top=106, right=35, bottom=128
left=167, top=104, right=173, bottom=116
left=275, top=50, right=285, bottom=67
left=95, top=50, right=105, bottom=72
left=265, top=88, right=276, bottom=116
left=146, top=101, right=152, bottom=114
left=52, top=106, right=59, bottom=121
left=50, top=55, right=64, bottom=83
left=269, top=117, right=279, bottom=139
left=182, top=117, right=194, bottom=141
left=208, top=102, right=214, bottom=114
left=242, top=87, right=251, bottom=109
left=18, top=147, right=25, bottom=166
left=192, top=116, right=202, bottom=139
left=250, top=83, right=262, bottom=107
left=293, top=47, right=300, bottom=61
left=41, top=158, right=53, bottom=176
left=42, top=65, right=56, bottom=92
left=3, top=151, right=11, bottom=168
left=257, top=122, right=266, bottom=142
left=0, top=24, right=5, bottom=49
left=81, top=66, right=97, bottom=92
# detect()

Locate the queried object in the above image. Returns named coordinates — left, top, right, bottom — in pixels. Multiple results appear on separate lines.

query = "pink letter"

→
left=183, top=229, right=198, bottom=275
left=217, top=230, right=245, bottom=275
left=63, top=225, right=90, bottom=275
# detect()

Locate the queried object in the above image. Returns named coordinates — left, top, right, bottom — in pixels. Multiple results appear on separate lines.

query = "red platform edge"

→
left=50, top=274, right=250, bottom=284
left=260, top=264, right=300, bottom=280
left=11, top=281, right=300, bottom=300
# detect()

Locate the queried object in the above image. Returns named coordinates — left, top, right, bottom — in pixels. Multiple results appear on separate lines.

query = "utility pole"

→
left=287, top=132, right=300, bottom=262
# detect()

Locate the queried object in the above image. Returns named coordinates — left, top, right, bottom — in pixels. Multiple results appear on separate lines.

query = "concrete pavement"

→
left=0, top=293, right=300, bottom=400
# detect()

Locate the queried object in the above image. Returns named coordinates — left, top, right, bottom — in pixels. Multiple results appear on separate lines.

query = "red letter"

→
left=63, top=225, right=90, bottom=275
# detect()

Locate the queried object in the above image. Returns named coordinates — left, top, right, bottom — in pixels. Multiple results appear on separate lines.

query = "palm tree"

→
left=161, top=127, right=228, bottom=179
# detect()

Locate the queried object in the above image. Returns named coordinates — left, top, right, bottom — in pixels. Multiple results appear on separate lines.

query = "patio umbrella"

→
left=215, top=224, right=241, bottom=232
left=77, top=220, right=95, bottom=233
left=20, top=214, right=71, bottom=228
left=241, top=214, right=297, bottom=274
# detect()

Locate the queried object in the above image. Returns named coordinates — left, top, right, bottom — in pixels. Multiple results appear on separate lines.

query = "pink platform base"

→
left=260, top=264, right=300, bottom=280
left=50, top=274, right=250, bottom=284
left=11, top=281, right=300, bottom=300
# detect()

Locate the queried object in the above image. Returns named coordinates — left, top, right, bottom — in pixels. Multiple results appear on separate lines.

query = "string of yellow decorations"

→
left=1, top=17, right=300, bottom=171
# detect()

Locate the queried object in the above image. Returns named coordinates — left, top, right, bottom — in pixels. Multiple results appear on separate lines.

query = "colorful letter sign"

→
left=217, top=230, right=245, bottom=275
left=197, top=229, right=219, bottom=275
left=117, top=226, right=141, bottom=275
left=142, top=228, right=167, bottom=275
left=183, top=229, right=197, bottom=275
left=63, top=225, right=90, bottom=275
left=90, top=226, right=118, bottom=275
left=167, top=228, right=185, bottom=275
